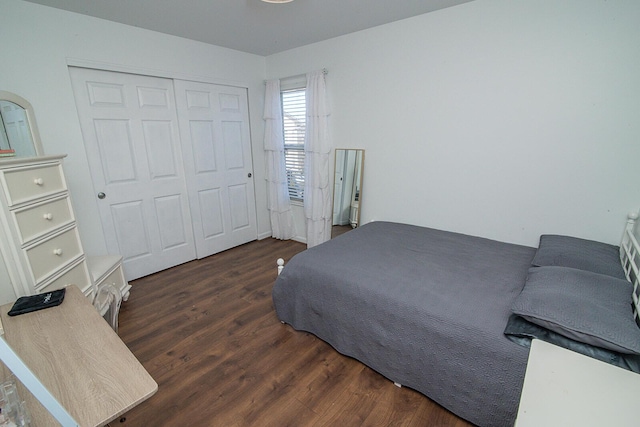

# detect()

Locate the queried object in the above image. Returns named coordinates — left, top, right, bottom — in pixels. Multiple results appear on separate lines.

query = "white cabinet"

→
left=0, top=155, right=93, bottom=298
left=516, top=339, right=640, bottom=426
left=89, top=255, right=130, bottom=332
left=88, top=255, right=131, bottom=302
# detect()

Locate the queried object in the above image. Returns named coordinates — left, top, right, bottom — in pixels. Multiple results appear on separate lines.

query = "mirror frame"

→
left=0, top=90, right=44, bottom=158
left=332, top=148, right=365, bottom=232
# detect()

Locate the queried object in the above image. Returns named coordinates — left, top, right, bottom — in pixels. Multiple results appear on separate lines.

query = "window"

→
left=282, top=88, right=306, bottom=201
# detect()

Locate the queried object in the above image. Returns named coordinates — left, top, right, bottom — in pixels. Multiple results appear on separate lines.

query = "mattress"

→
left=272, top=221, right=537, bottom=427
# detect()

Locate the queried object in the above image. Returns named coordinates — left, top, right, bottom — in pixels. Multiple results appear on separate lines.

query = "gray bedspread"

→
left=272, top=221, right=536, bottom=427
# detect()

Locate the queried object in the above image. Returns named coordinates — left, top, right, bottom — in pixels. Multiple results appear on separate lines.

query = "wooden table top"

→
left=0, top=285, right=157, bottom=427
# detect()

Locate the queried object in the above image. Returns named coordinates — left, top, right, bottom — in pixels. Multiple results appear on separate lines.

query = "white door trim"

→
left=65, top=57, right=252, bottom=92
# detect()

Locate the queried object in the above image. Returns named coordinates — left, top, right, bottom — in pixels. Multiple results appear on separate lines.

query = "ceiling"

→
left=24, top=0, right=474, bottom=56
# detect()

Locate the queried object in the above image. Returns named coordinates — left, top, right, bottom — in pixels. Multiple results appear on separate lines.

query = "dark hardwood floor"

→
left=117, top=238, right=472, bottom=426
left=331, top=225, right=353, bottom=238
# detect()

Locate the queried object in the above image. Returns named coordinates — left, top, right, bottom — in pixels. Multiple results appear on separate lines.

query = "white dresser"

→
left=0, top=155, right=129, bottom=303
left=0, top=155, right=95, bottom=299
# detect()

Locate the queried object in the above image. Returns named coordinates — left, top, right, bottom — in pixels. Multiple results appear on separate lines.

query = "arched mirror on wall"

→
left=0, top=91, right=44, bottom=159
left=332, top=149, right=364, bottom=238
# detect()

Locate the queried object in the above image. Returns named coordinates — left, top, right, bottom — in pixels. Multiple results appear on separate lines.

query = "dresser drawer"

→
left=1, top=163, right=67, bottom=206
left=26, top=227, right=84, bottom=284
left=98, top=265, right=126, bottom=291
left=13, top=195, right=74, bottom=244
left=89, top=255, right=131, bottom=302
left=37, top=259, right=92, bottom=297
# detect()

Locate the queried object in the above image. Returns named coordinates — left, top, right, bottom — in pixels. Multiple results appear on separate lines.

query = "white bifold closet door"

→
left=69, top=67, right=257, bottom=280
left=174, top=80, right=257, bottom=259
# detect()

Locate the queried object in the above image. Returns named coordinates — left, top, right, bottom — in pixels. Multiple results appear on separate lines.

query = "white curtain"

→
left=264, top=79, right=296, bottom=240
left=304, top=70, right=332, bottom=248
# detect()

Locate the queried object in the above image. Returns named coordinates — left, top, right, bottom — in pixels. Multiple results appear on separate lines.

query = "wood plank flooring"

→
left=117, top=238, right=473, bottom=426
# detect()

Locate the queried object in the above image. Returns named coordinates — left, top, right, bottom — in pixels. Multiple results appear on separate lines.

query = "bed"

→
left=272, top=215, right=640, bottom=427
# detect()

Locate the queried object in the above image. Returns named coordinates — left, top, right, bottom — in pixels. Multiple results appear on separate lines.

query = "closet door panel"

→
left=229, top=183, right=250, bottom=230
left=110, top=200, right=152, bottom=260
left=175, top=80, right=257, bottom=259
left=222, top=121, right=245, bottom=169
left=93, top=119, right=138, bottom=183
left=154, top=194, right=190, bottom=249
left=142, top=120, right=179, bottom=178
left=198, top=188, right=224, bottom=238
left=190, top=120, right=217, bottom=172
left=70, top=67, right=196, bottom=281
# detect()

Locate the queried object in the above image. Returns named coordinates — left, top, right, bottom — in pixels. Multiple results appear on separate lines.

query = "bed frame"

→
left=621, top=212, right=640, bottom=322
left=278, top=211, right=640, bottom=320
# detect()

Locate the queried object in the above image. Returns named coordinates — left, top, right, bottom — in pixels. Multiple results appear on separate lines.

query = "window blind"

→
left=282, top=88, right=306, bottom=201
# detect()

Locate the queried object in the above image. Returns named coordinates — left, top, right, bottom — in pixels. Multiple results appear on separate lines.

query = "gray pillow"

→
left=532, top=234, right=626, bottom=280
left=503, top=314, right=640, bottom=373
left=512, top=266, right=640, bottom=355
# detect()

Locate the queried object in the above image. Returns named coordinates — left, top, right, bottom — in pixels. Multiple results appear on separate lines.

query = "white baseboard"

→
left=257, top=231, right=272, bottom=240
left=257, top=231, right=306, bottom=245
left=292, top=235, right=307, bottom=244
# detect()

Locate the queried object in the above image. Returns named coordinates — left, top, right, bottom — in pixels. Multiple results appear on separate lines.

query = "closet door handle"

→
left=247, top=173, right=252, bottom=178
left=98, top=192, right=106, bottom=199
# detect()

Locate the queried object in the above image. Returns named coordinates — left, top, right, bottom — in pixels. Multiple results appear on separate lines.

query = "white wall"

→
left=1, top=0, right=639, bottom=305
left=0, top=0, right=269, bottom=303
left=266, top=0, right=640, bottom=247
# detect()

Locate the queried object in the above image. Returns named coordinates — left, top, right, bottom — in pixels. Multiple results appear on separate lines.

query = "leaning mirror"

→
left=332, top=149, right=364, bottom=237
left=0, top=91, right=44, bottom=159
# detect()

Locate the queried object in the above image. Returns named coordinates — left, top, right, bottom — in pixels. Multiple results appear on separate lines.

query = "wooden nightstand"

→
left=516, top=339, right=640, bottom=426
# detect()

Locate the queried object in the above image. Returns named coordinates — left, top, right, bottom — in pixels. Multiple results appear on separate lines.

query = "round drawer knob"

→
left=34, top=178, right=44, bottom=186
left=53, top=248, right=63, bottom=256
left=43, top=213, right=53, bottom=220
